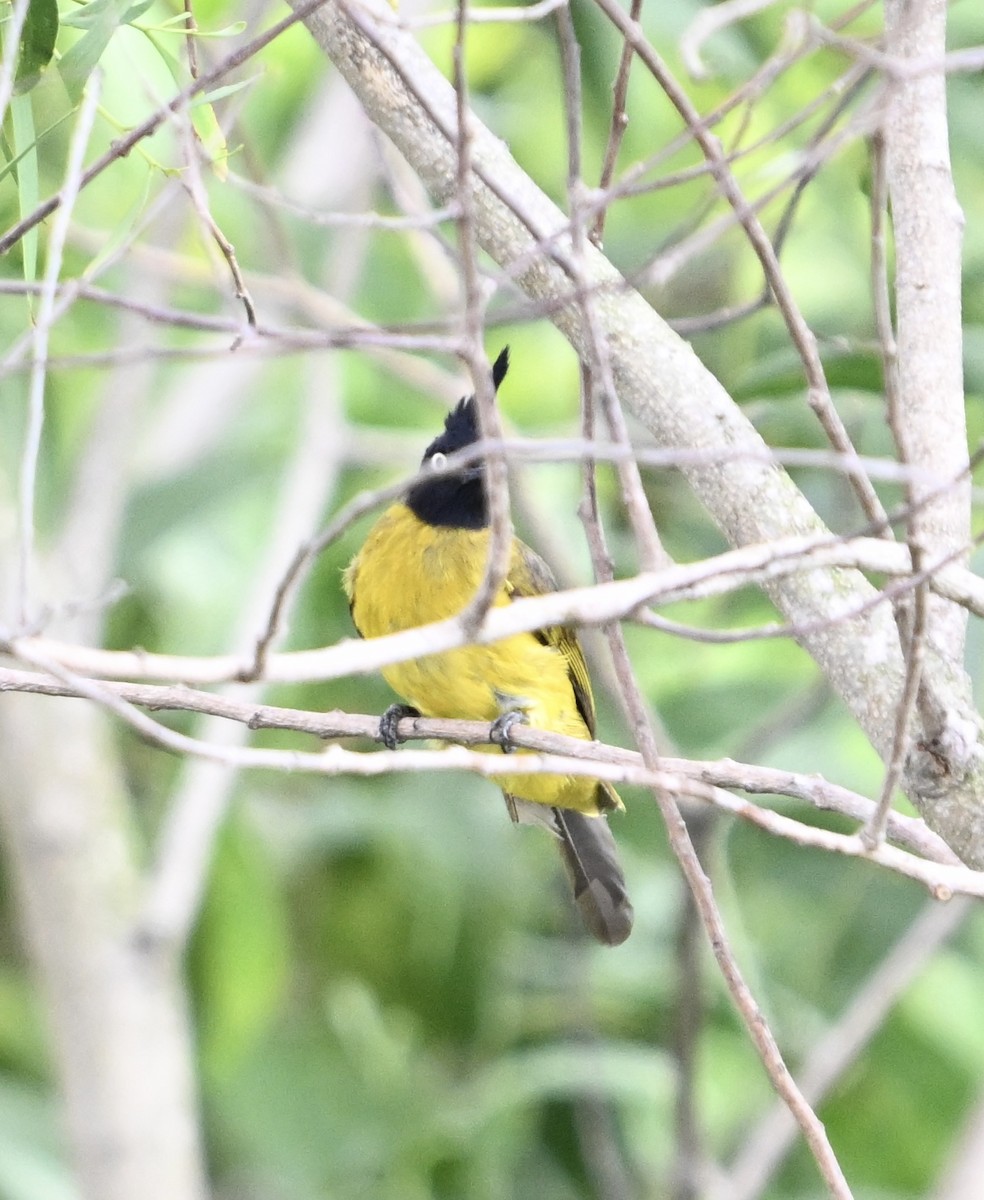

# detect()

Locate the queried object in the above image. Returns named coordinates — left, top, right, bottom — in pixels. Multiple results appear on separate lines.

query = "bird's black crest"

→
left=406, top=348, right=509, bottom=530
left=436, top=395, right=481, bottom=458
left=491, top=345, right=509, bottom=390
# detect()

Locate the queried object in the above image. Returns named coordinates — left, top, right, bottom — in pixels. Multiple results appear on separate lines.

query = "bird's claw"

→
left=490, top=710, right=527, bottom=752
left=379, top=703, right=420, bottom=750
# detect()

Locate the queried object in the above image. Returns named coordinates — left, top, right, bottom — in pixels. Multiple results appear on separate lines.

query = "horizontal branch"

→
left=10, top=534, right=983, bottom=685
left=1, top=664, right=976, bottom=899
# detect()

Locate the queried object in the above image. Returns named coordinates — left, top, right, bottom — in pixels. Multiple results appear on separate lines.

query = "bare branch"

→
left=884, top=0, right=970, bottom=665
left=12, top=532, right=983, bottom=695
left=722, top=896, right=972, bottom=1200
left=452, top=0, right=513, bottom=637
left=589, top=0, right=888, bottom=534
left=0, top=665, right=975, bottom=894
left=591, top=0, right=641, bottom=247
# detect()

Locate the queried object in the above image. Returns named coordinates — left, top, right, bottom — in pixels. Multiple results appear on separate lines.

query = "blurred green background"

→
left=1, top=0, right=984, bottom=1196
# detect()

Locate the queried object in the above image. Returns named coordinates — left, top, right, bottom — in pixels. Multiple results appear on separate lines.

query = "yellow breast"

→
left=344, top=503, right=613, bottom=815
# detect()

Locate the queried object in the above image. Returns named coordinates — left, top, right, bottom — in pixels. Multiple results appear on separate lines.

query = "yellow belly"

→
left=344, top=504, right=609, bottom=814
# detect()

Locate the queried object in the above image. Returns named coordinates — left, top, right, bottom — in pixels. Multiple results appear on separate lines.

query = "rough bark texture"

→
left=882, top=0, right=980, bottom=852
left=885, top=0, right=969, bottom=661
left=289, top=0, right=984, bottom=863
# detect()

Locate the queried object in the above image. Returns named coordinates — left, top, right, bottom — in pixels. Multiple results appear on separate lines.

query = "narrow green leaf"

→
left=138, top=13, right=245, bottom=35
left=14, top=0, right=59, bottom=93
left=60, top=0, right=154, bottom=31
left=9, top=95, right=39, bottom=296
left=191, top=77, right=255, bottom=107
left=144, top=32, right=232, bottom=178
left=57, top=0, right=135, bottom=102
left=192, top=99, right=229, bottom=179
left=0, top=109, right=73, bottom=187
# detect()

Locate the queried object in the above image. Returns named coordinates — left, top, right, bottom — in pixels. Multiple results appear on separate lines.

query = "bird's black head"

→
left=406, top=348, right=509, bottom=530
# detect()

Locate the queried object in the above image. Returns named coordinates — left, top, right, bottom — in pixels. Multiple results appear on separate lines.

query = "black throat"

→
left=404, top=349, right=509, bottom=531
left=406, top=464, right=488, bottom=529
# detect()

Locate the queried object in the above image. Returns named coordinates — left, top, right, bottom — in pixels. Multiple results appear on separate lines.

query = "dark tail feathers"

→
left=507, top=796, right=633, bottom=945
left=552, top=808, right=634, bottom=946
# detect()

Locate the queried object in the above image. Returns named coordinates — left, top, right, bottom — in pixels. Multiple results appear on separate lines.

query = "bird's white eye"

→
left=430, top=451, right=448, bottom=472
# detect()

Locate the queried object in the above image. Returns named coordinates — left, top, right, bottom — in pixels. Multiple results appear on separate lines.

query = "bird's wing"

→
left=506, top=541, right=598, bottom=737
left=341, top=558, right=360, bottom=627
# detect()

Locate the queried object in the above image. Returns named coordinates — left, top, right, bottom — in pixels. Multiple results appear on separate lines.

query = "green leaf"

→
left=80, top=162, right=154, bottom=275
left=191, top=98, right=229, bottom=178
left=142, top=32, right=233, bottom=177
left=57, top=0, right=138, bottom=102
left=190, top=77, right=254, bottom=107
left=9, top=95, right=39, bottom=295
left=60, top=0, right=154, bottom=30
left=140, top=14, right=246, bottom=36
left=14, top=0, right=59, bottom=93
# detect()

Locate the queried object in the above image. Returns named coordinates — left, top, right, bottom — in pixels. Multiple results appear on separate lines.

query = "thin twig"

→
left=596, top=591, right=854, bottom=1197
left=589, top=0, right=887, bottom=534
left=591, top=0, right=642, bottom=247
left=569, top=251, right=850, bottom=1193
left=228, top=173, right=460, bottom=229
left=669, top=64, right=872, bottom=337
left=18, top=72, right=103, bottom=626
left=556, top=5, right=668, bottom=575
left=183, top=0, right=200, bottom=78
left=555, top=25, right=642, bottom=1186
left=811, top=22, right=984, bottom=80
left=862, top=127, right=926, bottom=849
left=175, top=110, right=258, bottom=335
left=452, top=0, right=512, bottom=638
left=616, top=3, right=878, bottom=208
left=386, top=0, right=569, bottom=29
left=670, top=809, right=717, bottom=1199
left=721, top=896, right=972, bottom=1200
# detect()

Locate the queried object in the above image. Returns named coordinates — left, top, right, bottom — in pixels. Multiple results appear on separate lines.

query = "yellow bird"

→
left=343, top=350, right=632, bottom=944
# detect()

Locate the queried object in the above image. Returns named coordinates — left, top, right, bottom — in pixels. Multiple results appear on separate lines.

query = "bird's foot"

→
left=490, top=710, right=527, bottom=753
left=379, top=704, right=420, bottom=750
